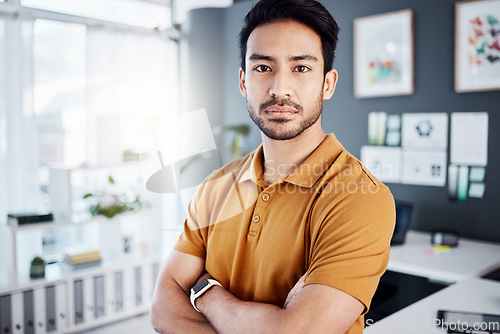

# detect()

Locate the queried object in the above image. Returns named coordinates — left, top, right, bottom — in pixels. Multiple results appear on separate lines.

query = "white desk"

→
left=388, top=231, right=500, bottom=283
left=365, top=278, right=500, bottom=333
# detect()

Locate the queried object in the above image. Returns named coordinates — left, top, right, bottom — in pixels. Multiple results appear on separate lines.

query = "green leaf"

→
left=83, top=193, right=93, bottom=199
left=108, top=175, right=115, bottom=184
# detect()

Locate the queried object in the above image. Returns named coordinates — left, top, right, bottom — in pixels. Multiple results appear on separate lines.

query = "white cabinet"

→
left=0, top=162, right=178, bottom=333
left=0, top=209, right=164, bottom=333
left=0, top=261, right=161, bottom=334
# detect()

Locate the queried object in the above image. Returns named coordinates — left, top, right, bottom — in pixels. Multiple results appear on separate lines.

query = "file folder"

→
left=115, top=271, right=124, bottom=312
left=45, top=285, right=56, bottom=332
left=34, top=287, right=46, bottom=334
left=55, top=283, right=68, bottom=331
left=83, top=278, right=94, bottom=324
left=11, top=292, right=23, bottom=334
left=74, top=280, right=84, bottom=324
left=94, top=275, right=105, bottom=318
left=23, top=290, right=35, bottom=334
left=0, top=294, right=12, bottom=334
left=134, top=267, right=142, bottom=306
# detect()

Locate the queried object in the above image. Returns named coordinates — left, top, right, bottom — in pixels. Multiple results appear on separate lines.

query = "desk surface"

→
left=365, top=278, right=500, bottom=333
left=388, top=231, right=500, bottom=283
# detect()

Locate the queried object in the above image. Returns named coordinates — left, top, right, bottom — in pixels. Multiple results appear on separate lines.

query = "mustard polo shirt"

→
left=175, top=134, right=395, bottom=333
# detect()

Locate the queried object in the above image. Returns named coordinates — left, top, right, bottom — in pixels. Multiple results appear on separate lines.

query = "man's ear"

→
left=323, top=68, right=338, bottom=100
left=239, top=68, right=247, bottom=98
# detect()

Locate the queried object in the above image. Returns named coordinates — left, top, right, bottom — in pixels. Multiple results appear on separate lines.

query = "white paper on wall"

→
left=450, top=112, right=488, bottom=166
left=402, top=113, right=448, bottom=149
left=401, top=149, right=447, bottom=187
left=360, top=146, right=401, bottom=183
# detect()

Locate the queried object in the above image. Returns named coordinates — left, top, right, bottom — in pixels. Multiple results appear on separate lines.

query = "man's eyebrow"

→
left=249, top=53, right=276, bottom=62
left=248, top=54, right=319, bottom=62
left=289, top=55, right=319, bottom=62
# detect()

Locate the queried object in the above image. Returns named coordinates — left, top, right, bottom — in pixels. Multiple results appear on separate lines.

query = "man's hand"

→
left=195, top=275, right=364, bottom=334
left=150, top=250, right=216, bottom=334
left=283, top=274, right=306, bottom=309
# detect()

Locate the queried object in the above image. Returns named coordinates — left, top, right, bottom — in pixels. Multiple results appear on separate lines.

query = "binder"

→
left=73, top=279, right=84, bottom=325
left=105, top=273, right=116, bottom=316
left=45, top=285, right=56, bottom=332
left=153, top=263, right=160, bottom=287
left=83, top=277, right=94, bottom=325
left=0, top=294, right=12, bottom=334
left=123, top=269, right=135, bottom=311
left=94, top=275, right=105, bottom=318
left=55, top=283, right=68, bottom=331
left=11, top=292, right=23, bottom=334
left=142, top=264, right=153, bottom=306
left=115, top=271, right=124, bottom=313
left=34, top=287, right=46, bottom=334
left=23, top=290, right=35, bottom=334
left=134, top=267, right=143, bottom=306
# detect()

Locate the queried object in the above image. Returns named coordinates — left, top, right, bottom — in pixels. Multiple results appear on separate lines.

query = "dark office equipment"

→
left=7, top=212, right=53, bottom=226
left=437, top=309, right=500, bottom=333
left=482, top=266, right=500, bottom=282
left=391, top=200, right=413, bottom=245
left=432, top=230, right=459, bottom=247
left=366, top=270, right=448, bottom=325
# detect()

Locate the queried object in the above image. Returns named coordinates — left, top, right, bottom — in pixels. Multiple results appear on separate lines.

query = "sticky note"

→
left=469, top=182, right=486, bottom=199
left=469, top=167, right=486, bottom=182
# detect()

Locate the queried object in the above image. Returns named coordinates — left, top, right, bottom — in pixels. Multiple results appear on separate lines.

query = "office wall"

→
left=186, top=0, right=500, bottom=243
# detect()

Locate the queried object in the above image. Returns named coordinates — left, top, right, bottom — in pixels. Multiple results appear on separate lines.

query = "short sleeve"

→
left=304, top=183, right=395, bottom=314
left=173, top=185, right=208, bottom=259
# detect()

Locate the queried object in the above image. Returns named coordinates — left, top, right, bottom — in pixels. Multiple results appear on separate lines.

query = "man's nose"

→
left=268, top=71, right=292, bottom=98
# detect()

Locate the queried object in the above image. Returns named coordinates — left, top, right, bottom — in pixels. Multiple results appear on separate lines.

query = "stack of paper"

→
left=63, top=246, right=101, bottom=267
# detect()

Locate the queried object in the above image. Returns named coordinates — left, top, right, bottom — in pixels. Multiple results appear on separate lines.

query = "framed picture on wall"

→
left=354, top=9, right=414, bottom=98
left=455, top=0, right=500, bottom=93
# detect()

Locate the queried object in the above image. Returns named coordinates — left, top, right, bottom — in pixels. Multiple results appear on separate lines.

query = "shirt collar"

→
left=239, top=144, right=265, bottom=187
left=283, top=134, right=344, bottom=188
left=239, top=134, right=344, bottom=189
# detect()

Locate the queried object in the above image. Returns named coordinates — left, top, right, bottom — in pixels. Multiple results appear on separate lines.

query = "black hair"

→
left=239, top=0, right=339, bottom=76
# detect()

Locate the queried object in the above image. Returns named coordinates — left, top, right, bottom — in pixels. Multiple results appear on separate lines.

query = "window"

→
left=21, top=0, right=171, bottom=29
left=0, top=3, right=177, bottom=217
left=32, top=19, right=87, bottom=166
left=0, top=19, right=6, bottom=220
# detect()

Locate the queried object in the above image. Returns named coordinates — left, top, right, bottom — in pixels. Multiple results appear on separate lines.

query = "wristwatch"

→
left=190, top=278, right=222, bottom=312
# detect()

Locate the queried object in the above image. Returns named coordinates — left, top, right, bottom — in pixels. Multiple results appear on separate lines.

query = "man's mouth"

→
left=264, top=106, right=298, bottom=116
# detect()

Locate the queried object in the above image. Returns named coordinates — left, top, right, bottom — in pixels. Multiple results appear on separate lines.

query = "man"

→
left=151, top=0, right=395, bottom=333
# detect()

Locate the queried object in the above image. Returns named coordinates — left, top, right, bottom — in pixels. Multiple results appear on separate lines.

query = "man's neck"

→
left=261, top=123, right=327, bottom=186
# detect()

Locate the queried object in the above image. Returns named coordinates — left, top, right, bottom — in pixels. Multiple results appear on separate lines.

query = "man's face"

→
left=239, top=20, right=337, bottom=141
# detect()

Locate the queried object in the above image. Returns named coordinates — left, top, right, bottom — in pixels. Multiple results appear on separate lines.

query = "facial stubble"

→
left=247, top=93, right=324, bottom=141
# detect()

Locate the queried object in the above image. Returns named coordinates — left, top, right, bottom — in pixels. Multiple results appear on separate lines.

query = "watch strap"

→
left=190, top=278, right=222, bottom=312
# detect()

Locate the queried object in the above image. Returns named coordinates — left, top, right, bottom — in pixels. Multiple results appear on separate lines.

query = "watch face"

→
left=192, top=279, right=209, bottom=294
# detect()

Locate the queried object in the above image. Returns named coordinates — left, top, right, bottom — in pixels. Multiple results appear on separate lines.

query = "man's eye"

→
left=254, top=65, right=271, bottom=72
left=294, top=65, right=310, bottom=73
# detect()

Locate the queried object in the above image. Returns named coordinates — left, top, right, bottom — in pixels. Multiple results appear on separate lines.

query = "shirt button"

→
left=262, top=193, right=270, bottom=201
left=252, top=215, right=260, bottom=223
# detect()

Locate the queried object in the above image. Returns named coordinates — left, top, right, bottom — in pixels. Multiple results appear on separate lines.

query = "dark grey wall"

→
left=182, top=8, right=225, bottom=126
left=186, top=0, right=500, bottom=243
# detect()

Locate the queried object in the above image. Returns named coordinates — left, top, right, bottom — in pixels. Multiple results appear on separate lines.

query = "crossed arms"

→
left=150, top=250, right=364, bottom=334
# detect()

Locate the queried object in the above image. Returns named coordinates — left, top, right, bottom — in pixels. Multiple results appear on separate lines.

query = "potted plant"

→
left=30, top=256, right=46, bottom=278
left=83, top=175, right=146, bottom=219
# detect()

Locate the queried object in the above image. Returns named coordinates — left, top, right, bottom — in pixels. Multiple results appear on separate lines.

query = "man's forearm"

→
left=196, top=285, right=291, bottom=334
left=150, top=279, right=217, bottom=334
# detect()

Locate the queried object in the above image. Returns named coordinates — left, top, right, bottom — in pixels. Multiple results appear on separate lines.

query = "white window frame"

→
left=0, top=0, right=180, bottom=219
